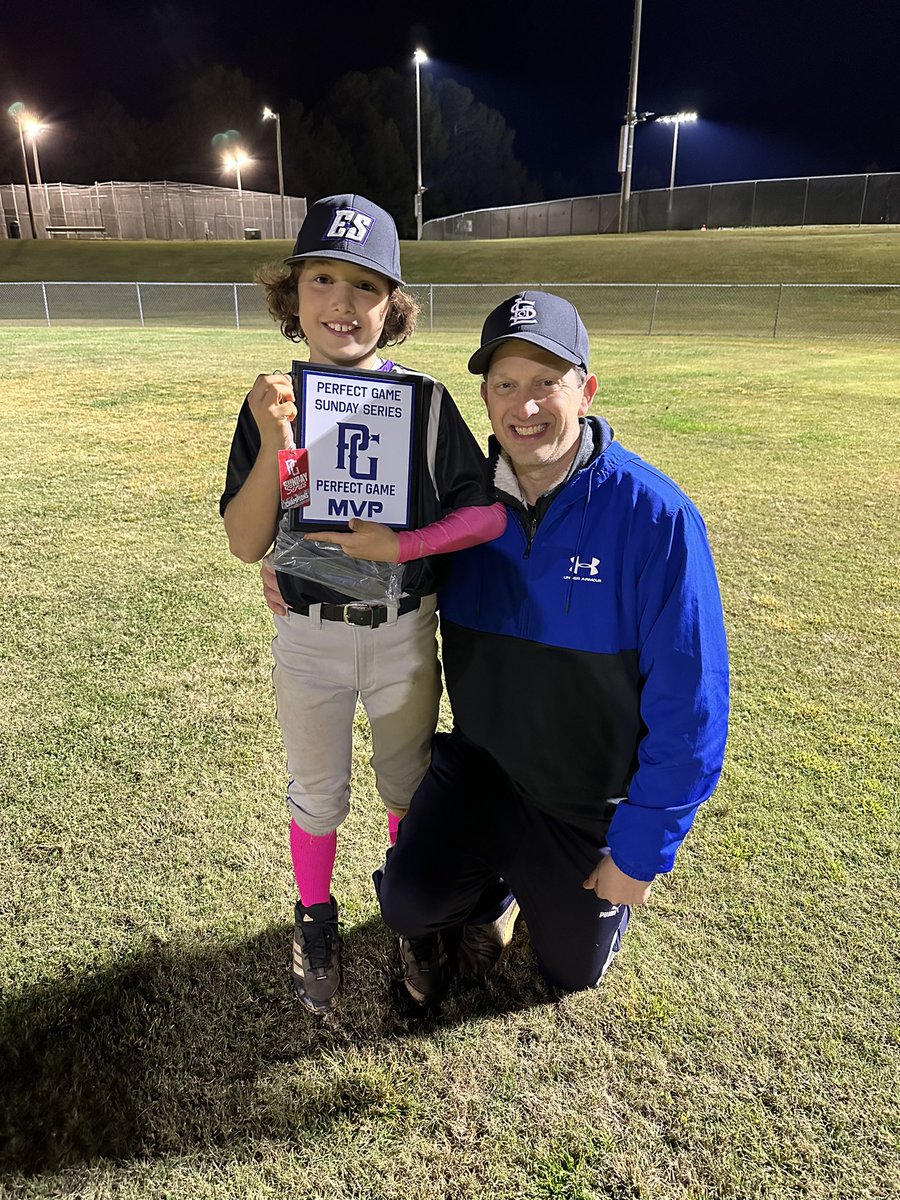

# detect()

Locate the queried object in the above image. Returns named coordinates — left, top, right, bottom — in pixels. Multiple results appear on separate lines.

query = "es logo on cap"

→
left=325, top=208, right=374, bottom=244
left=509, top=298, right=538, bottom=326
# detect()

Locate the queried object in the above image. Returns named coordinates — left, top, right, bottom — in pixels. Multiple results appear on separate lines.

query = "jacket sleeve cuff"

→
left=605, top=798, right=703, bottom=880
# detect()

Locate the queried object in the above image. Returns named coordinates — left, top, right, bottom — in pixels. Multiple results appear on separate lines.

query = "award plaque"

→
left=288, top=362, right=426, bottom=532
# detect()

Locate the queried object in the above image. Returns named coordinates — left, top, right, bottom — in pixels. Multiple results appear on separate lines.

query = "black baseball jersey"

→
left=220, top=363, right=492, bottom=609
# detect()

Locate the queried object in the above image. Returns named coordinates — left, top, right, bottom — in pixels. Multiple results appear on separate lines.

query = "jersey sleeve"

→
left=395, top=503, right=507, bottom=562
left=219, top=395, right=260, bottom=516
left=430, top=382, right=493, bottom=514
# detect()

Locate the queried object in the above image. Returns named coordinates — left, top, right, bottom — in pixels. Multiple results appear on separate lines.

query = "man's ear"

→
left=480, top=380, right=489, bottom=408
left=579, top=372, right=599, bottom=415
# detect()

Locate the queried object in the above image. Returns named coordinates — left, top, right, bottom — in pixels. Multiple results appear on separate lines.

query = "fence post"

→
left=750, top=181, right=758, bottom=229
left=233, top=283, right=241, bottom=330
left=772, top=283, right=784, bottom=338
left=41, top=282, right=51, bottom=327
left=111, top=184, right=121, bottom=239
left=859, top=174, right=870, bottom=226
left=648, top=284, right=660, bottom=336
left=429, top=284, right=434, bottom=333
left=801, top=178, right=810, bottom=227
left=135, top=282, right=145, bottom=328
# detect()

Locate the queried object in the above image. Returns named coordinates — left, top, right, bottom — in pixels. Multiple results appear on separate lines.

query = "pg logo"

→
left=336, top=422, right=380, bottom=480
left=326, top=208, right=374, bottom=244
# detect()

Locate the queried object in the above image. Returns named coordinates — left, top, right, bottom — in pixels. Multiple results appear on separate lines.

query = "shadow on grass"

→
left=1, top=915, right=552, bottom=1175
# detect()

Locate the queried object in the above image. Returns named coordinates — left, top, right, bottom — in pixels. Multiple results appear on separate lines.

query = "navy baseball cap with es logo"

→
left=285, top=193, right=404, bottom=286
left=467, top=290, right=590, bottom=375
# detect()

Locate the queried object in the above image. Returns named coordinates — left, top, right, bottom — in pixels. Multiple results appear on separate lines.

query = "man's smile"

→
left=510, top=423, right=549, bottom=438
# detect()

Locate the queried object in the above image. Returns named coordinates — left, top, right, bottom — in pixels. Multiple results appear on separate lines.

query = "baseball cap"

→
left=284, top=194, right=404, bottom=285
left=467, top=291, right=589, bottom=375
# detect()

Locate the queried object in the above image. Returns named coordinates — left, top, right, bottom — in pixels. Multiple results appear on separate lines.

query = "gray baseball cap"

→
left=468, top=291, right=589, bottom=374
left=285, top=194, right=404, bottom=285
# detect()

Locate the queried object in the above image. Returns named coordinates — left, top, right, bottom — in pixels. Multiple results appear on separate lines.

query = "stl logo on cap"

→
left=325, top=208, right=375, bottom=244
left=509, top=297, right=538, bottom=326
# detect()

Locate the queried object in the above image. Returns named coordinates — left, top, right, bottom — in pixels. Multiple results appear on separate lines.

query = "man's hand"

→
left=583, top=854, right=654, bottom=906
left=247, top=373, right=297, bottom=452
left=260, top=557, right=287, bottom=617
left=305, top=518, right=401, bottom=563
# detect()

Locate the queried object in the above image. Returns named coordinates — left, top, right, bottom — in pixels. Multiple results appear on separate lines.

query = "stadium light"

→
left=7, top=101, right=39, bottom=238
left=223, top=149, right=251, bottom=230
left=262, top=107, right=287, bottom=239
left=657, top=112, right=698, bottom=191
left=21, top=116, right=47, bottom=187
left=223, top=150, right=251, bottom=195
left=413, top=48, right=429, bottom=240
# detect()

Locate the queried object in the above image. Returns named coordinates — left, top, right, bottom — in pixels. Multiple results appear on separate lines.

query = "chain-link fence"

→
left=424, top=173, right=900, bottom=239
left=1, top=181, right=306, bottom=241
left=1, top=280, right=898, bottom=340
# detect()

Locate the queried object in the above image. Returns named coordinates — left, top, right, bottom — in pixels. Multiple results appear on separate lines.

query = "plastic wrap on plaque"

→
left=274, top=528, right=405, bottom=603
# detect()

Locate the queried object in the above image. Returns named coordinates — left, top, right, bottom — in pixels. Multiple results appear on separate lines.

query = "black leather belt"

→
left=293, top=594, right=422, bottom=629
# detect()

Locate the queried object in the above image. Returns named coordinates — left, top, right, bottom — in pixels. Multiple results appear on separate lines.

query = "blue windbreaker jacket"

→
left=438, top=416, right=730, bottom=881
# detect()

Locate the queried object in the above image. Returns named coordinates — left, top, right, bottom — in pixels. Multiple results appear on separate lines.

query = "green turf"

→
left=1, top=225, right=898, bottom=284
left=1, top=327, right=899, bottom=1199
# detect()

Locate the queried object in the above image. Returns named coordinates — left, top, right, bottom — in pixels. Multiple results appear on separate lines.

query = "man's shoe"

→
left=398, top=932, right=452, bottom=1008
left=292, top=897, right=342, bottom=1013
left=457, top=897, right=520, bottom=982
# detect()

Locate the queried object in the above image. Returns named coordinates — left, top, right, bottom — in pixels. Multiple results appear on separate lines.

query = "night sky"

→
left=4, top=0, right=898, bottom=198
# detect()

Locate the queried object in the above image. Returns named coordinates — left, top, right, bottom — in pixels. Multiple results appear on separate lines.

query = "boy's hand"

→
left=306, top=519, right=401, bottom=563
left=247, top=373, right=296, bottom=452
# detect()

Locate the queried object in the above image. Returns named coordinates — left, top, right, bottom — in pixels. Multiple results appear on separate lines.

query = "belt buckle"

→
left=343, top=602, right=374, bottom=627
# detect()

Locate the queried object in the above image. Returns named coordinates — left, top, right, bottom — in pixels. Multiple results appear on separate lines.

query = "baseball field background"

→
left=1, top=229, right=898, bottom=1199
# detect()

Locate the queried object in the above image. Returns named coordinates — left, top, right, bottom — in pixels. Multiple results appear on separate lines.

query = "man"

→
left=375, top=291, right=730, bottom=1004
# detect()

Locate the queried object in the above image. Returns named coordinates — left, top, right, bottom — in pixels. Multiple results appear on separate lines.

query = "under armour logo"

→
left=509, top=297, right=538, bottom=326
left=325, top=208, right=374, bottom=244
left=336, top=422, right=380, bottom=480
left=570, top=555, right=601, bottom=576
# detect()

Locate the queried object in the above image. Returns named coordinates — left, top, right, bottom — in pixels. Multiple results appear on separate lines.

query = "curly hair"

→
left=255, top=262, right=418, bottom=346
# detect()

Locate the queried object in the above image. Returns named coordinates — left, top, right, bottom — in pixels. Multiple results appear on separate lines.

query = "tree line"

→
left=3, top=66, right=549, bottom=236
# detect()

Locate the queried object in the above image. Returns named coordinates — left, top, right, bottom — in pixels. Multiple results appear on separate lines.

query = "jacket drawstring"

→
left=565, top=461, right=598, bottom=615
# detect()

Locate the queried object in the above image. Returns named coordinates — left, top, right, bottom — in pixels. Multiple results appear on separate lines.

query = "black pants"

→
left=377, top=731, right=629, bottom=992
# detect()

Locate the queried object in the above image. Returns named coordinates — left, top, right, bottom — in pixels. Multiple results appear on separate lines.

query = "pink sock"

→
left=388, top=812, right=401, bottom=846
left=290, top=820, right=337, bottom=907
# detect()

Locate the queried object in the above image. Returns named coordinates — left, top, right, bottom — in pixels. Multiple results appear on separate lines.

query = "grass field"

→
left=1, top=225, right=898, bottom=284
left=1, top=326, right=899, bottom=1199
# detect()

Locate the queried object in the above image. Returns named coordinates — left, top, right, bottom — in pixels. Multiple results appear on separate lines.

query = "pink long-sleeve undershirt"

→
left=395, top=502, right=507, bottom=563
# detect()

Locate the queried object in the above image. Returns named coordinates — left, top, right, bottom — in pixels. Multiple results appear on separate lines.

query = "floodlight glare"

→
left=413, top=48, right=428, bottom=65
left=262, top=106, right=275, bottom=120
left=657, top=111, right=698, bottom=125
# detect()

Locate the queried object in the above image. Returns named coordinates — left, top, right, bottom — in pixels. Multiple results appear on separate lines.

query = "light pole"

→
left=262, top=107, right=287, bottom=239
left=223, top=150, right=251, bottom=232
left=657, top=112, right=697, bottom=229
left=657, top=112, right=698, bottom=190
left=22, top=116, right=50, bottom=212
left=7, top=102, right=38, bottom=238
left=413, top=48, right=428, bottom=240
left=617, top=0, right=643, bottom=234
